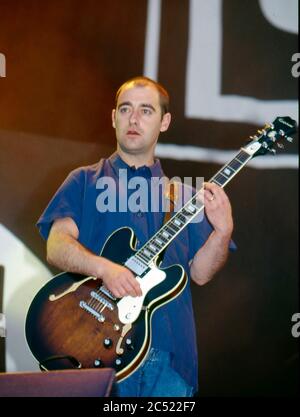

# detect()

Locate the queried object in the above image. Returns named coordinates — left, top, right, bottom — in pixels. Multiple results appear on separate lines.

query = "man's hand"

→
left=99, top=258, right=142, bottom=298
left=47, top=217, right=142, bottom=298
left=203, top=182, right=233, bottom=237
left=190, top=183, right=234, bottom=286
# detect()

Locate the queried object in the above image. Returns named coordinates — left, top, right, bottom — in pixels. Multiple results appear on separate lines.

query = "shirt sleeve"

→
left=36, top=168, right=84, bottom=241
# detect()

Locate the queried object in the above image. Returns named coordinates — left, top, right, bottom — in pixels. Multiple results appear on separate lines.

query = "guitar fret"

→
left=162, top=230, right=171, bottom=239
left=185, top=205, right=196, bottom=214
left=235, top=156, right=244, bottom=164
left=145, top=247, right=156, bottom=257
left=191, top=197, right=202, bottom=210
left=143, top=248, right=153, bottom=257
left=237, top=151, right=250, bottom=163
left=173, top=218, right=182, bottom=227
left=137, top=252, right=149, bottom=262
left=216, top=172, right=228, bottom=181
left=212, top=177, right=222, bottom=186
left=151, top=240, right=161, bottom=249
left=135, top=253, right=146, bottom=263
left=187, top=204, right=197, bottom=213
left=222, top=166, right=235, bottom=177
left=212, top=170, right=235, bottom=187
left=228, top=158, right=242, bottom=171
left=155, top=237, right=163, bottom=245
left=177, top=213, right=187, bottom=223
left=157, top=233, right=168, bottom=243
left=165, top=226, right=176, bottom=235
left=182, top=208, right=193, bottom=217
left=148, top=243, right=158, bottom=252
left=169, top=222, right=179, bottom=232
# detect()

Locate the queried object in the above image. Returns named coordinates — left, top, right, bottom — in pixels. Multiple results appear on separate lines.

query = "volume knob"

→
left=115, top=358, right=122, bottom=367
left=103, top=338, right=112, bottom=348
left=126, top=338, right=134, bottom=350
left=94, top=359, right=103, bottom=368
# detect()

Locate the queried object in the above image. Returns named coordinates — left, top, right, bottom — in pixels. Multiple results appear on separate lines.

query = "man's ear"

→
left=160, top=112, right=171, bottom=132
left=112, top=109, right=116, bottom=128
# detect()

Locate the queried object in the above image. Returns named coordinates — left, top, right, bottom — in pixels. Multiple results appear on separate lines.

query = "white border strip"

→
left=143, top=0, right=161, bottom=80
left=155, top=143, right=298, bottom=169
left=186, top=0, right=298, bottom=124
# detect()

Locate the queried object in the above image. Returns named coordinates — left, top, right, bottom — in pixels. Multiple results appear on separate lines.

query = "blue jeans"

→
left=116, top=348, right=194, bottom=397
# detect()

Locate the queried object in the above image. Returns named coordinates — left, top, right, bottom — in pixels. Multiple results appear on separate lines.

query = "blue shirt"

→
left=37, top=152, right=236, bottom=390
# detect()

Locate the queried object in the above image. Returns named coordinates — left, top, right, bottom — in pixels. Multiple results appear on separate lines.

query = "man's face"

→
left=112, top=85, right=171, bottom=157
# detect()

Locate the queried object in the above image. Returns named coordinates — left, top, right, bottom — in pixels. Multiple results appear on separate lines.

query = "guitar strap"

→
left=155, top=181, right=177, bottom=264
left=163, top=181, right=176, bottom=225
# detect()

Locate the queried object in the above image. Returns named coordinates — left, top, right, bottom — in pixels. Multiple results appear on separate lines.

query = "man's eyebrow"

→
left=117, top=101, right=131, bottom=109
left=140, top=104, right=156, bottom=112
left=117, top=102, right=156, bottom=112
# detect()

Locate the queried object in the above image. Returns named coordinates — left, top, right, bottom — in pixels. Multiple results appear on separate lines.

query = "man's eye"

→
left=119, top=106, right=130, bottom=113
left=142, top=109, right=152, bottom=115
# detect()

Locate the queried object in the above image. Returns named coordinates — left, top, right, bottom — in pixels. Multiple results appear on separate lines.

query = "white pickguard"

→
left=117, top=265, right=166, bottom=324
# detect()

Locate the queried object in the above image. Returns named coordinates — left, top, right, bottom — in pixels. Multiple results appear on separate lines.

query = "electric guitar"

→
left=25, top=116, right=297, bottom=381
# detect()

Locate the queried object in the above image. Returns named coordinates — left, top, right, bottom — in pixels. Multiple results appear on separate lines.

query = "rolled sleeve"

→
left=36, top=169, right=84, bottom=240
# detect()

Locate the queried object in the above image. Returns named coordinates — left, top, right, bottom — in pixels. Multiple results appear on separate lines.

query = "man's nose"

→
left=129, top=109, right=139, bottom=124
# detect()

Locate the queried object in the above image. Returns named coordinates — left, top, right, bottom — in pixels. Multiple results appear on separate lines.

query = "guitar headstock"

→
left=243, top=116, right=297, bottom=158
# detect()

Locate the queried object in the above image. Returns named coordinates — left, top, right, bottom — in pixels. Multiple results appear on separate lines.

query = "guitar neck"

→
left=209, top=148, right=252, bottom=188
left=132, top=148, right=252, bottom=267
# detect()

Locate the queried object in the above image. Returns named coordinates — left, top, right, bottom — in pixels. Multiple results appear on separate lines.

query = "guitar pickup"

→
left=79, top=301, right=105, bottom=322
left=125, top=256, right=148, bottom=276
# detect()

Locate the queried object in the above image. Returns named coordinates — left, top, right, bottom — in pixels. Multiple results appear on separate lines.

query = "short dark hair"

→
left=115, top=76, right=170, bottom=116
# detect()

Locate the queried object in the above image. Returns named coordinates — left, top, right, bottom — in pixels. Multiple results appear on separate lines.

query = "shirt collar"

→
left=108, top=151, right=164, bottom=178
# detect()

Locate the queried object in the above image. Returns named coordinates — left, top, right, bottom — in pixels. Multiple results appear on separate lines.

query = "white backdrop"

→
left=0, top=224, right=51, bottom=371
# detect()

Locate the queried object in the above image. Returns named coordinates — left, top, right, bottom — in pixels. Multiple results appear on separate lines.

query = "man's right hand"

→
left=98, top=258, right=142, bottom=299
left=47, top=217, right=142, bottom=299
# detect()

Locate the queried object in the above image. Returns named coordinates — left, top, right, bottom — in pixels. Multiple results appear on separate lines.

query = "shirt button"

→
left=137, top=211, right=144, bottom=217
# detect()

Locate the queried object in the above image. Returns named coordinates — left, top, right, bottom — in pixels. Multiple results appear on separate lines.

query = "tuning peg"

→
left=268, top=148, right=276, bottom=155
left=276, top=142, right=284, bottom=149
left=257, top=129, right=267, bottom=136
left=267, top=130, right=276, bottom=141
left=286, top=137, right=293, bottom=143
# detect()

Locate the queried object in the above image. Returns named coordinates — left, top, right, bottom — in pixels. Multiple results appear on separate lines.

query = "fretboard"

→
left=130, top=148, right=252, bottom=268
